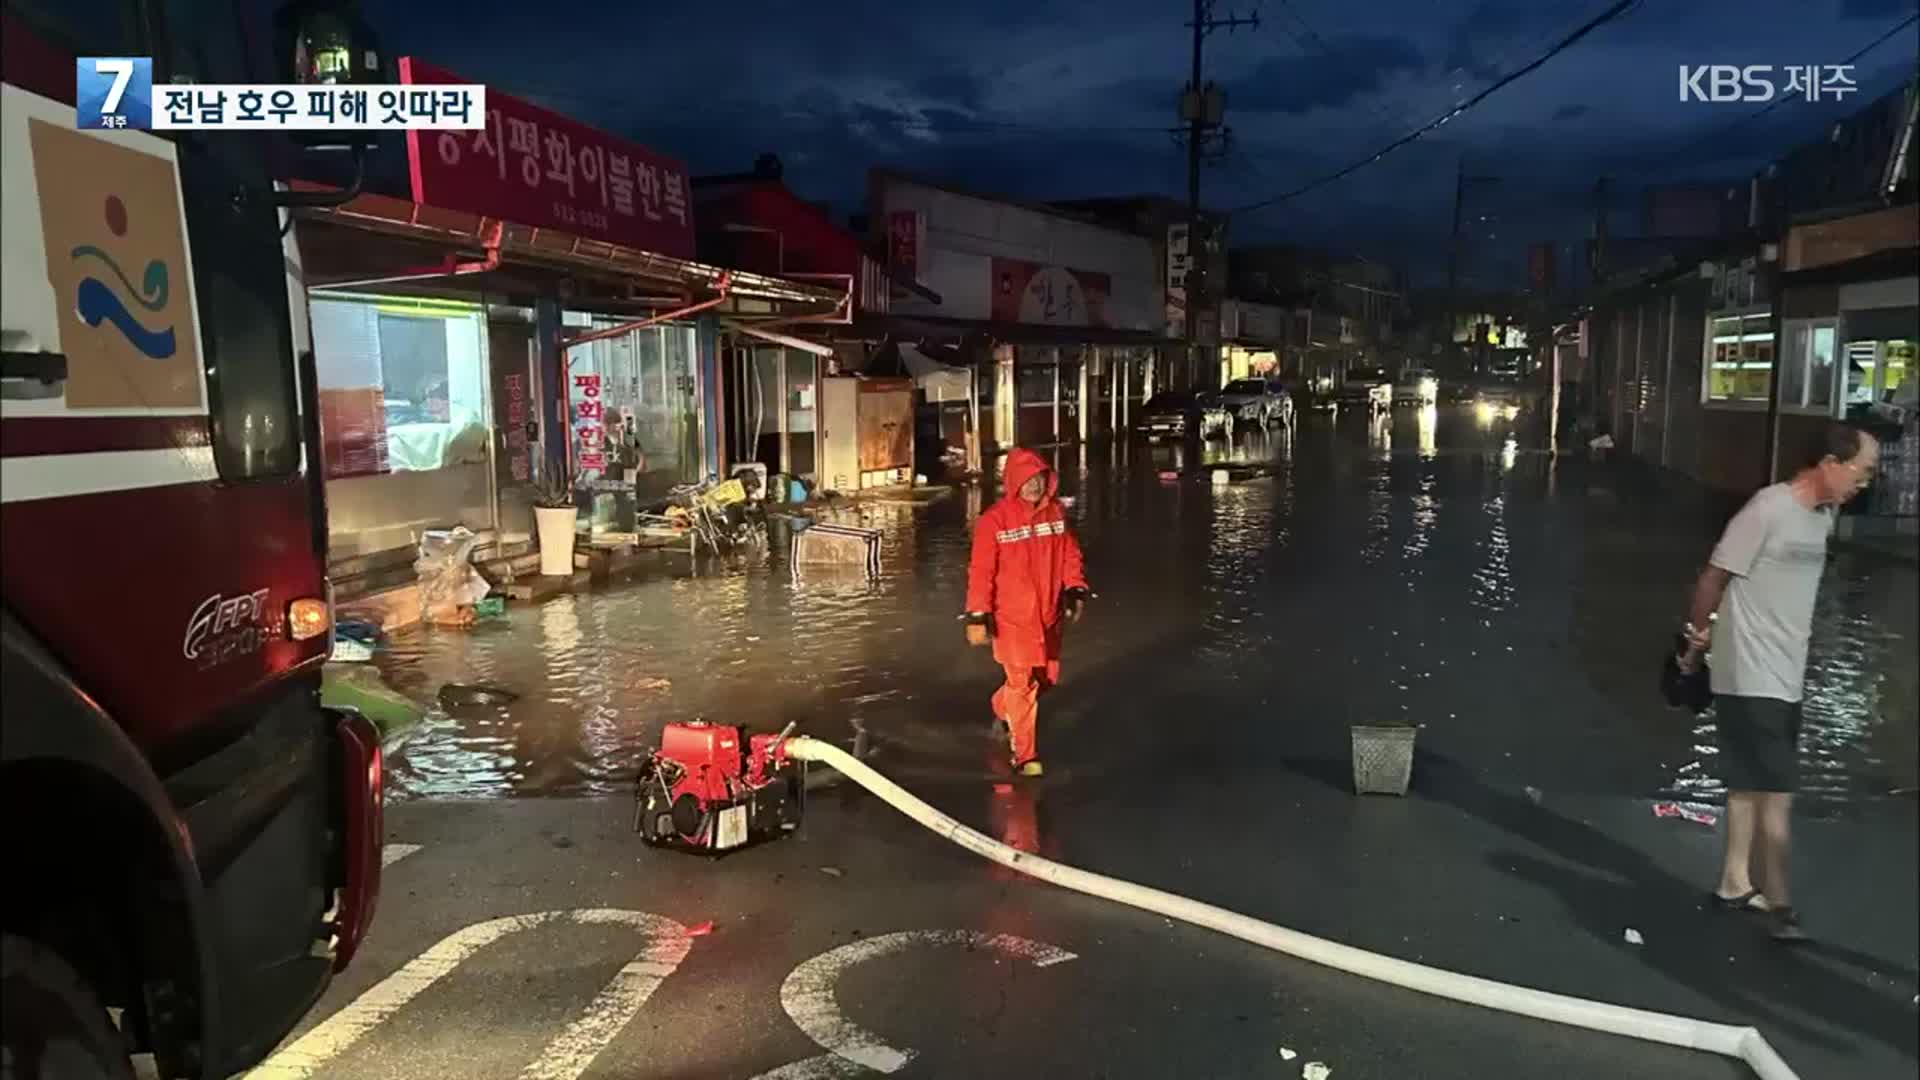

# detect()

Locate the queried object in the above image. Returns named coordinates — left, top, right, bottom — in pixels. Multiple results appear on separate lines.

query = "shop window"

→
left=310, top=297, right=489, bottom=478
left=570, top=321, right=699, bottom=495
left=1704, top=312, right=1773, bottom=404
left=1779, top=318, right=1838, bottom=413
left=1839, top=340, right=1914, bottom=409
left=1017, top=355, right=1057, bottom=406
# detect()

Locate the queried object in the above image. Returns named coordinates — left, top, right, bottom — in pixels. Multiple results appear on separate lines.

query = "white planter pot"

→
left=534, top=506, right=577, bottom=577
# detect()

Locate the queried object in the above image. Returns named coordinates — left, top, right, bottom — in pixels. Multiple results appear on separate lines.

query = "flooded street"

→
left=376, top=406, right=1918, bottom=811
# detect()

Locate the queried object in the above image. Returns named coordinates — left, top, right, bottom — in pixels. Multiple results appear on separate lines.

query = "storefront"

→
left=872, top=171, right=1166, bottom=458
left=309, top=292, right=496, bottom=559
left=298, top=60, right=843, bottom=575
left=1219, top=299, right=1287, bottom=384
left=1777, top=236, right=1919, bottom=533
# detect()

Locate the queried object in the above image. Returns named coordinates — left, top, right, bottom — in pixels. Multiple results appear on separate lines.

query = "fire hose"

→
left=781, top=736, right=1799, bottom=1080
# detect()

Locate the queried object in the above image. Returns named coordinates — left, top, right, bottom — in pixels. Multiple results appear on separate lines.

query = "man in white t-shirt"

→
left=1679, top=422, right=1879, bottom=941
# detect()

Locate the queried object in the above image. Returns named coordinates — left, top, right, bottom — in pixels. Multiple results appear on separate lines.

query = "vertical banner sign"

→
left=399, top=58, right=695, bottom=259
left=505, top=373, right=531, bottom=481
left=573, top=372, right=605, bottom=471
left=1165, top=223, right=1191, bottom=339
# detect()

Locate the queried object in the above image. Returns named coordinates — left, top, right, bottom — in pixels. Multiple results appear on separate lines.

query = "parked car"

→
left=1394, top=367, right=1439, bottom=407
left=1215, top=379, right=1292, bottom=427
left=1335, top=367, right=1393, bottom=413
left=1141, top=391, right=1233, bottom=441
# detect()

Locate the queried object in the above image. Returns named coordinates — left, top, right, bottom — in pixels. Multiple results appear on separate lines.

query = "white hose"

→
left=785, top=737, right=1800, bottom=1080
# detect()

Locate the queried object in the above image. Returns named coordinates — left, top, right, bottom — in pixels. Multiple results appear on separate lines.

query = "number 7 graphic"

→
left=95, top=59, right=135, bottom=114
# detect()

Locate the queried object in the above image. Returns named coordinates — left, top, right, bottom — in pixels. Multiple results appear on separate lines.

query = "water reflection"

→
left=373, top=407, right=1916, bottom=809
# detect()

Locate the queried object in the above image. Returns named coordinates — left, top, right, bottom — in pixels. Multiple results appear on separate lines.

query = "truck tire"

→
left=0, top=934, right=134, bottom=1080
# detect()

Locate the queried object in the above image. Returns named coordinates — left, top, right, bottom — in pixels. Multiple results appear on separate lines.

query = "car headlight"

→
left=1475, top=399, right=1496, bottom=422
left=1419, top=378, right=1437, bottom=397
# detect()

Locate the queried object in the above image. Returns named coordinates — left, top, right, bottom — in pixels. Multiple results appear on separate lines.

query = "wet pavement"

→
left=308, top=406, right=1919, bottom=1079
left=376, top=405, right=1918, bottom=810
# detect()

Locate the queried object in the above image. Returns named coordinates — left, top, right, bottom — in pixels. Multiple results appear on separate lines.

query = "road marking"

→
left=519, top=913, right=694, bottom=1080
left=380, top=843, right=421, bottom=868
left=748, top=1054, right=871, bottom=1079
left=249, top=909, right=691, bottom=1080
left=775, top=930, right=1076, bottom=1075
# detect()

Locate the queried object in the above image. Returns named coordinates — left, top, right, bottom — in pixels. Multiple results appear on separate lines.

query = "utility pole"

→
left=1178, top=0, right=1257, bottom=386
left=1443, top=157, right=1496, bottom=377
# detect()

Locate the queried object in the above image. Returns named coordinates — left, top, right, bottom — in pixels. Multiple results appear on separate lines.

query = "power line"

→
left=1228, top=0, right=1643, bottom=215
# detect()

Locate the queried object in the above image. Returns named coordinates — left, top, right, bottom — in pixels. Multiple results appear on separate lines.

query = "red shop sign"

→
left=399, top=58, right=695, bottom=259
left=572, top=372, right=606, bottom=471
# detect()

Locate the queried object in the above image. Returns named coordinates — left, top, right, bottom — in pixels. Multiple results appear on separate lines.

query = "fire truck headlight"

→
left=288, top=597, right=332, bottom=642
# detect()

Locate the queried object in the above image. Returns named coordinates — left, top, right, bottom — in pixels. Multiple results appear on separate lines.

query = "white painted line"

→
left=519, top=910, right=695, bottom=1080
left=0, top=446, right=216, bottom=503
left=747, top=1053, right=871, bottom=1079
left=380, top=844, right=421, bottom=868
left=777, top=930, right=1076, bottom=1075
left=248, top=909, right=691, bottom=1080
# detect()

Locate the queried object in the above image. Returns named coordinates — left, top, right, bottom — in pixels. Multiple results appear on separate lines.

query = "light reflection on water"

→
left=373, top=407, right=1916, bottom=808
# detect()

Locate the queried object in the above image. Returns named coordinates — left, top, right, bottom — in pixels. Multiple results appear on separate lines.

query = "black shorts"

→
left=1714, top=695, right=1803, bottom=793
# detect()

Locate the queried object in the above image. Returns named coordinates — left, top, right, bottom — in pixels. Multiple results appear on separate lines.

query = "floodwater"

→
left=375, top=405, right=1918, bottom=811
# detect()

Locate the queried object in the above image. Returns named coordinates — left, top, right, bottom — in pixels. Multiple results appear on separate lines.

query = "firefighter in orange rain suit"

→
left=964, top=448, right=1090, bottom=778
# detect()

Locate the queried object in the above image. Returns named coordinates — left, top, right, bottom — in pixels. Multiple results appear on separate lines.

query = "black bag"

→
left=1659, top=632, right=1712, bottom=714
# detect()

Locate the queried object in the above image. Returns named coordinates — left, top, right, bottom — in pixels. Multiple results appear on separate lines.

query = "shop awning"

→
left=898, top=343, right=972, bottom=401
left=291, top=184, right=847, bottom=315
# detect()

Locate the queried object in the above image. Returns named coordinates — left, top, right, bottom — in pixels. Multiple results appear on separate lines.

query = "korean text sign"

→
left=572, top=372, right=606, bottom=472
left=399, top=58, right=694, bottom=259
left=76, top=58, right=484, bottom=131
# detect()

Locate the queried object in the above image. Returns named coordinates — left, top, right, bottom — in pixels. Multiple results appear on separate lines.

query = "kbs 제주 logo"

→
left=183, top=589, right=281, bottom=670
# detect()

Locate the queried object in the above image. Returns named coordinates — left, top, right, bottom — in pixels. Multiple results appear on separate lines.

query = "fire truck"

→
left=2, top=2, right=385, bottom=1076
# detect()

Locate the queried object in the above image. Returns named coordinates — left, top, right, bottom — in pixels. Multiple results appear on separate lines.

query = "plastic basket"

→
left=1350, top=725, right=1417, bottom=796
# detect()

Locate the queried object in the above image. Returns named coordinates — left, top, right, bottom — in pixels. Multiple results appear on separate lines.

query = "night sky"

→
left=373, top=0, right=1919, bottom=287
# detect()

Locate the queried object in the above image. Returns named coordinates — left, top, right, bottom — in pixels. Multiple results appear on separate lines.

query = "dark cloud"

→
left=1227, top=35, right=1427, bottom=114
left=913, top=69, right=986, bottom=111
left=1838, top=0, right=1916, bottom=17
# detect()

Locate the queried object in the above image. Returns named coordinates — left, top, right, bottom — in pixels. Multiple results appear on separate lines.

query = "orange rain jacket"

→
left=965, top=448, right=1089, bottom=668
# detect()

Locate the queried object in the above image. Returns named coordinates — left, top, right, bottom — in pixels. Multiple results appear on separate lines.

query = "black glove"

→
left=1061, top=587, right=1090, bottom=623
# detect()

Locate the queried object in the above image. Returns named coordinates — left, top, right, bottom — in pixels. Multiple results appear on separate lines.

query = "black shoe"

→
left=1769, top=907, right=1808, bottom=943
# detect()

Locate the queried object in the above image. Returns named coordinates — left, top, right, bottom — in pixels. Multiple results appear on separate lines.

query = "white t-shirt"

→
left=1708, top=483, right=1834, bottom=702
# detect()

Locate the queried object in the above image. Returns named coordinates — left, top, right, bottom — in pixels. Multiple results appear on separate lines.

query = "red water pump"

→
left=634, top=721, right=805, bottom=853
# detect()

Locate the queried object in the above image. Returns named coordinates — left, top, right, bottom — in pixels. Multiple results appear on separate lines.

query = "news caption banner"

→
left=75, top=56, right=484, bottom=131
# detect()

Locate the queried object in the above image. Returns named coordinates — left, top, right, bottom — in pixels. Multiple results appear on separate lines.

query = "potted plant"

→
left=1350, top=717, right=1418, bottom=796
left=531, top=458, right=579, bottom=577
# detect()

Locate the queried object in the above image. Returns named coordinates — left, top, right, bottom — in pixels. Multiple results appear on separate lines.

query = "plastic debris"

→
left=686, top=921, right=714, bottom=937
left=414, top=527, right=492, bottom=626
left=634, top=677, right=673, bottom=692
left=1624, top=928, right=1644, bottom=946
left=1524, top=785, right=1543, bottom=804
left=1652, top=802, right=1719, bottom=827
left=1279, top=1047, right=1298, bottom=1061
left=819, top=866, right=845, bottom=878
left=330, top=635, right=375, bottom=663
left=1303, top=1063, right=1332, bottom=1080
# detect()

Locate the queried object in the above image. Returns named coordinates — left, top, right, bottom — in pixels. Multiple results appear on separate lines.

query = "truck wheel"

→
left=1, top=935, right=134, bottom=1080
